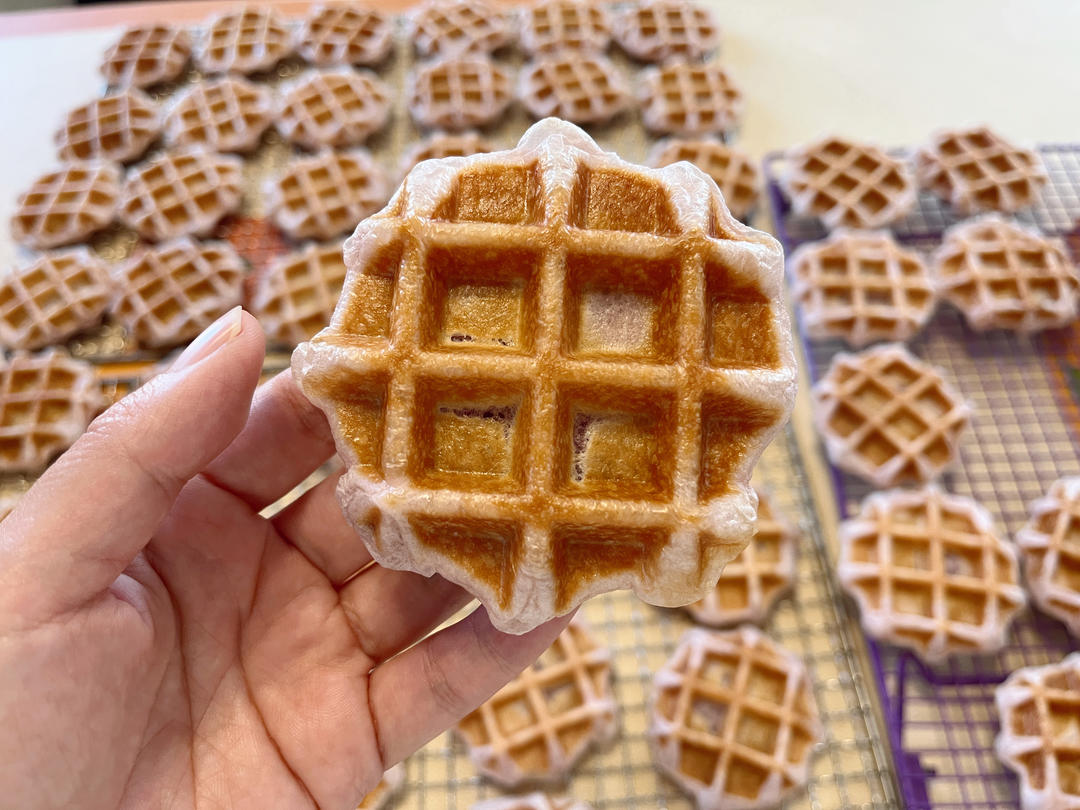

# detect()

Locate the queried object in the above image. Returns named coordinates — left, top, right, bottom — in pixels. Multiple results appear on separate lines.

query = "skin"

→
left=0, top=311, right=570, bottom=810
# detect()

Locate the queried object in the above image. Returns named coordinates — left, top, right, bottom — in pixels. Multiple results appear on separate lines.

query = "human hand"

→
left=0, top=307, right=571, bottom=810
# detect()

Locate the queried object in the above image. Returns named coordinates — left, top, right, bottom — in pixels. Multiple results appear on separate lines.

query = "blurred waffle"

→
left=399, top=131, right=495, bottom=178
left=56, top=88, right=160, bottom=164
left=297, top=5, right=393, bottom=67
left=1016, top=477, right=1080, bottom=638
left=100, top=23, right=191, bottom=88
left=518, top=55, right=630, bottom=125
left=277, top=69, right=392, bottom=150
left=165, top=76, right=274, bottom=153
left=639, top=62, right=742, bottom=137
left=520, top=0, right=611, bottom=56
left=11, top=162, right=120, bottom=250
left=409, top=56, right=513, bottom=131
left=473, top=796, right=592, bottom=810
left=613, top=0, right=718, bottom=62
left=196, top=7, right=294, bottom=75
left=250, top=242, right=347, bottom=347
left=410, top=0, right=513, bottom=58
left=356, top=762, right=404, bottom=810
left=647, top=138, right=759, bottom=220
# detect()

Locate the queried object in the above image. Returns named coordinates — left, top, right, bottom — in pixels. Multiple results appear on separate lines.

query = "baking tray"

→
left=764, top=143, right=1080, bottom=809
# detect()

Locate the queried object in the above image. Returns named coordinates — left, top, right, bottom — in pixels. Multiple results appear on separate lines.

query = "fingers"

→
left=0, top=309, right=265, bottom=624
left=368, top=607, right=574, bottom=767
left=201, top=369, right=336, bottom=511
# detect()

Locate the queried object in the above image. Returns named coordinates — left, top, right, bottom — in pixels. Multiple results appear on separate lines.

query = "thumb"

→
left=0, top=308, right=265, bottom=624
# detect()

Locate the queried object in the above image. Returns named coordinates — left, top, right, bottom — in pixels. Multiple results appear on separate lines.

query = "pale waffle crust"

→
left=410, top=0, right=514, bottom=58
left=647, top=138, right=759, bottom=220
left=520, top=0, right=611, bottom=56
left=812, top=343, right=970, bottom=488
left=472, top=794, right=592, bottom=810
left=931, top=215, right=1080, bottom=333
left=399, top=131, right=495, bottom=179
left=409, top=56, right=513, bottom=132
left=165, top=76, right=274, bottom=153
left=518, top=55, right=630, bottom=126
left=915, top=125, right=1048, bottom=215
left=639, top=63, right=742, bottom=138
left=839, top=487, right=1025, bottom=663
left=0, top=249, right=113, bottom=351
left=0, top=349, right=103, bottom=474
left=996, top=653, right=1080, bottom=810
left=455, top=620, right=618, bottom=786
left=1016, top=477, right=1080, bottom=638
left=277, top=69, right=391, bottom=150
left=111, top=237, right=245, bottom=348
left=613, top=0, right=719, bottom=62
left=196, top=7, right=294, bottom=76
left=291, top=119, right=796, bottom=634
left=56, top=88, right=161, bottom=164
left=649, top=626, right=822, bottom=810
left=298, top=5, right=393, bottom=67
left=789, top=229, right=936, bottom=347
left=356, top=762, right=404, bottom=810
left=11, top=162, right=121, bottom=250
left=781, top=137, right=916, bottom=230
left=250, top=242, right=347, bottom=347
left=686, top=489, right=798, bottom=628
left=100, top=23, right=191, bottom=88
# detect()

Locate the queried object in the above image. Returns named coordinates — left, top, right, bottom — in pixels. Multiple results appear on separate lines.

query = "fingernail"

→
left=170, top=307, right=244, bottom=373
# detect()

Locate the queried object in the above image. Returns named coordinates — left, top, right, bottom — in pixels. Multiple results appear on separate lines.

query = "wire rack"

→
left=763, top=144, right=1080, bottom=810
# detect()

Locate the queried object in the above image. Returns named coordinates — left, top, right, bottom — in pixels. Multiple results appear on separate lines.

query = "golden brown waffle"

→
left=813, top=344, right=969, bottom=488
left=277, top=69, right=392, bottom=150
left=472, top=795, right=592, bottom=810
left=164, top=76, right=274, bottom=153
left=455, top=620, right=617, bottom=785
left=790, top=230, right=936, bottom=347
left=518, top=55, right=630, bottom=125
left=196, top=7, right=294, bottom=76
left=1016, top=477, right=1080, bottom=638
left=915, top=126, right=1047, bottom=215
left=840, top=487, right=1025, bottom=663
left=100, top=23, right=192, bottom=88
left=931, top=215, right=1079, bottom=333
left=0, top=249, right=114, bottom=351
left=520, top=0, right=611, bottom=56
left=410, top=0, right=513, bottom=58
left=409, top=56, right=513, bottom=131
left=292, top=119, right=796, bottom=633
left=0, top=349, right=103, bottom=474
left=11, top=163, right=120, bottom=250
left=639, top=63, right=742, bottom=138
left=686, top=490, right=797, bottom=628
left=781, top=137, right=916, bottom=230
left=996, top=654, right=1080, bottom=810
left=355, top=762, right=404, bottom=810
left=0, top=492, right=21, bottom=523
left=613, top=0, right=719, bottom=62
left=268, top=150, right=388, bottom=240
left=111, top=238, right=246, bottom=348
left=298, top=5, right=394, bottom=67
left=647, top=138, right=759, bottom=220
left=399, top=131, right=495, bottom=178
left=250, top=242, right=347, bottom=346
left=119, top=150, right=243, bottom=241
left=56, top=88, right=160, bottom=164
left=649, top=626, right=821, bottom=810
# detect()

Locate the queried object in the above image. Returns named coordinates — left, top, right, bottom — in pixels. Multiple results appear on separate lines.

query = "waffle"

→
left=781, top=137, right=916, bottom=229
left=915, top=126, right=1047, bottom=215
left=356, top=762, right=404, bottom=810
left=268, top=150, right=388, bottom=241
left=399, top=131, right=495, bottom=178
left=686, top=490, right=797, bottom=628
left=931, top=215, right=1079, bottom=333
left=56, top=88, right=160, bottom=164
left=111, top=238, right=246, bottom=348
left=840, top=487, right=1025, bottom=662
left=455, top=620, right=617, bottom=785
left=639, top=62, right=742, bottom=138
left=520, top=0, right=611, bottom=56
left=409, top=56, right=513, bottom=132
left=0, top=249, right=114, bottom=351
left=996, top=653, right=1080, bottom=810
left=277, top=69, right=392, bottom=150
left=410, top=0, right=513, bottom=58
left=647, top=138, right=759, bottom=220
left=164, top=76, right=274, bottom=153
left=11, top=163, right=121, bottom=250
left=613, top=0, right=719, bottom=62
left=250, top=242, right=347, bottom=346
left=649, top=626, right=821, bottom=810
left=790, top=230, right=936, bottom=347
left=196, top=7, right=294, bottom=76
left=0, top=492, right=21, bottom=523
left=298, top=5, right=393, bottom=67
left=100, top=23, right=191, bottom=88
left=813, top=343, right=970, bottom=488
left=0, top=349, right=103, bottom=474
left=473, top=796, right=591, bottom=810
left=518, top=55, right=630, bottom=126
left=119, top=150, right=244, bottom=241
left=292, top=118, right=796, bottom=633
left=1016, top=477, right=1080, bottom=638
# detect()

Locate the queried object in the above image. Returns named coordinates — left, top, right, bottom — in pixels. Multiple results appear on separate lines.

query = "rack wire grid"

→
left=763, top=144, right=1080, bottom=810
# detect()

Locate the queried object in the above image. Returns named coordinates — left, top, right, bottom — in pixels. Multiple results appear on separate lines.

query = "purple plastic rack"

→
left=763, top=144, right=1080, bottom=809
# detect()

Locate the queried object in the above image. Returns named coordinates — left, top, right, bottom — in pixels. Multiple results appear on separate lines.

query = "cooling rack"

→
left=764, top=144, right=1080, bottom=809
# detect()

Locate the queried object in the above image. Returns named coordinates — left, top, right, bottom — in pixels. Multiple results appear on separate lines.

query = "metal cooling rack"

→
left=764, top=144, right=1080, bottom=809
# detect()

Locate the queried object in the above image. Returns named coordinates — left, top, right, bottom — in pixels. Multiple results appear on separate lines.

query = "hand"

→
left=0, top=308, right=571, bottom=810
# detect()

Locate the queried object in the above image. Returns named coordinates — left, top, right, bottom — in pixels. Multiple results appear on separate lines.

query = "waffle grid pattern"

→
left=165, top=77, right=274, bottom=153
left=521, top=0, right=611, bottom=55
left=409, top=56, right=512, bottom=131
left=57, top=89, right=160, bottom=164
left=1016, top=478, right=1080, bottom=638
left=613, top=0, right=719, bottom=62
left=518, top=56, right=629, bottom=125
left=250, top=242, right=347, bottom=347
left=640, top=62, right=742, bottom=137
left=278, top=70, right=391, bottom=150
left=298, top=5, right=393, bottom=67
left=411, top=0, right=513, bottom=58
left=196, top=8, right=293, bottom=75
left=100, top=23, right=191, bottom=88
left=648, top=139, right=759, bottom=220
left=11, top=163, right=121, bottom=250
left=399, top=132, right=495, bottom=179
